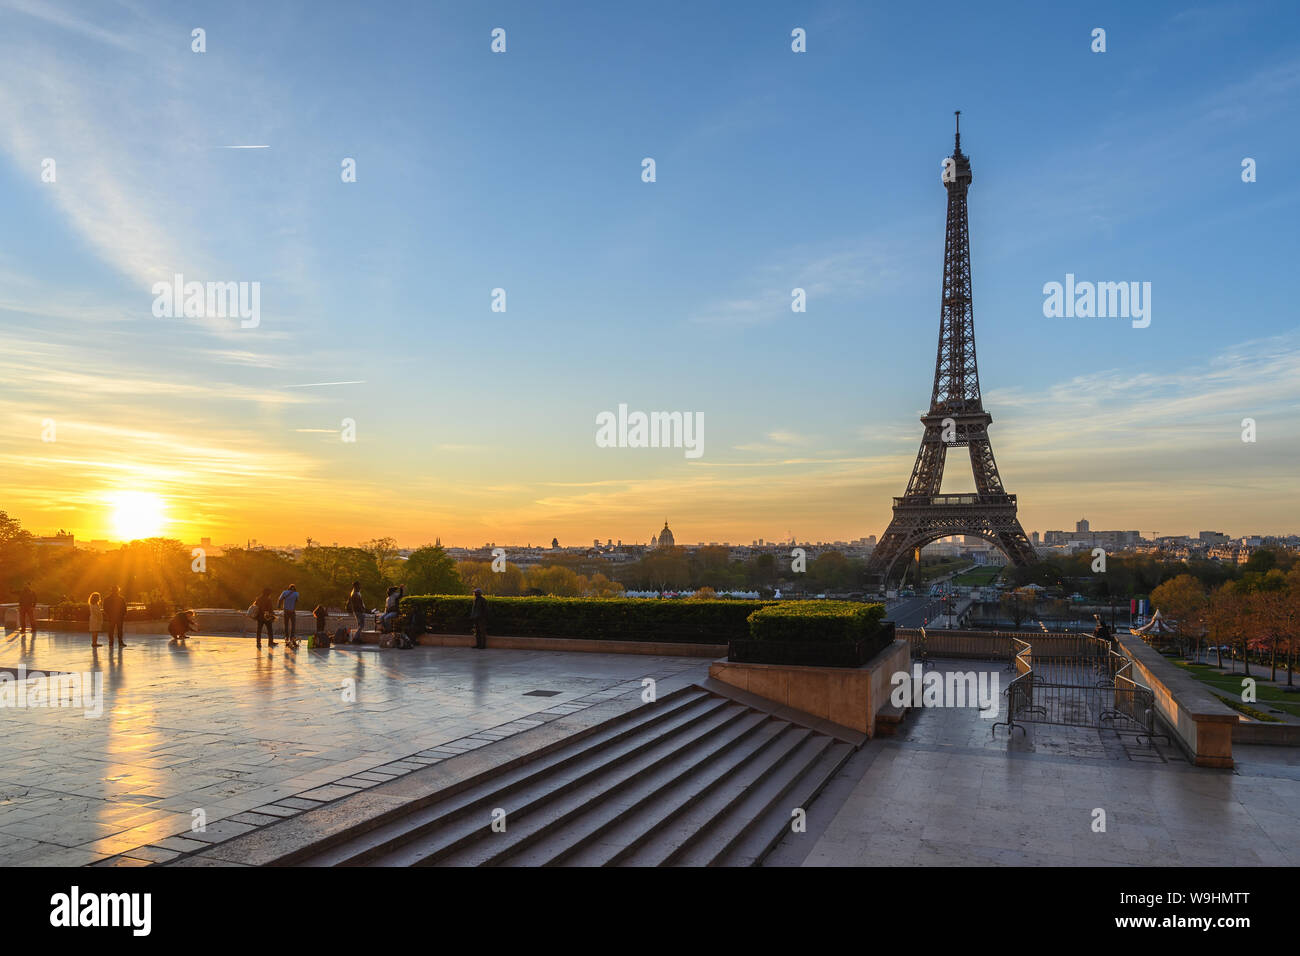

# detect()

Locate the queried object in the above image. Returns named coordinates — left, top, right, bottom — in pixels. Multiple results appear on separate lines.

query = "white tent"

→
left=1131, top=608, right=1174, bottom=636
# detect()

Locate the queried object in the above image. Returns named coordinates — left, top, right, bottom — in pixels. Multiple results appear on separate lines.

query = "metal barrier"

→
left=969, top=632, right=1167, bottom=744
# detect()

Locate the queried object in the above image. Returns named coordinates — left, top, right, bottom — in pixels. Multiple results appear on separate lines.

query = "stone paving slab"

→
left=793, top=664, right=1300, bottom=867
left=0, top=628, right=708, bottom=865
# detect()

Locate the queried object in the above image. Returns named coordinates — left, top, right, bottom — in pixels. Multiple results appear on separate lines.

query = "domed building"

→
left=655, top=520, right=675, bottom=549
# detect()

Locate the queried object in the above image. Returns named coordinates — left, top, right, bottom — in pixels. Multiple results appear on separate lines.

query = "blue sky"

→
left=0, top=0, right=1297, bottom=547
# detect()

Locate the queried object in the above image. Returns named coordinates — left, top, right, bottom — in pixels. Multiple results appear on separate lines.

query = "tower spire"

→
left=954, top=110, right=961, bottom=152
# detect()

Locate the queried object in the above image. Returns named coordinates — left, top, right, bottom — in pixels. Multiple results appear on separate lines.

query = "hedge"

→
left=745, top=601, right=886, bottom=644
left=400, top=595, right=774, bottom=644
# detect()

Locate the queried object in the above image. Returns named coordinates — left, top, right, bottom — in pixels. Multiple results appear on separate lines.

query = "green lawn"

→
left=1173, top=660, right=1300, bottom=718
left=951, top=565, right=1002, bottom=587
left=915, top=559, right=969, bottom=584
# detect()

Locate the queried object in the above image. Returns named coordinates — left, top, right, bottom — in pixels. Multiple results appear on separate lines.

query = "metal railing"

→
left=994, top=639, right=1039, bottom=735
left=893, top=493, right=1017, bottom=508
left=981, top=632, right=1165, bottom=744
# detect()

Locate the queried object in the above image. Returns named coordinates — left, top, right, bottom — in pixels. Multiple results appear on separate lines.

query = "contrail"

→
left=284, top=381, right=366, bottom=388
left=219, top=145, right=271, bottom=149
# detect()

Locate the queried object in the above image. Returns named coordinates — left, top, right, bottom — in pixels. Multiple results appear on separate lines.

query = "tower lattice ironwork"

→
left=865, top=114, right=1036, bottom=586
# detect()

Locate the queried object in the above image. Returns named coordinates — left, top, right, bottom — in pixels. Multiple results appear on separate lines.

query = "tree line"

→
left=1148, top=567, right=1300, bottom=684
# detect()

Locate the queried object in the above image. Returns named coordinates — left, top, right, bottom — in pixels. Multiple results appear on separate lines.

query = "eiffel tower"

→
left=865, top=113, right=1036, bottom=586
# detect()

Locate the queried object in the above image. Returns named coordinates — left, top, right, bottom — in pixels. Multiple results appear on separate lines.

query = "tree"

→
left=1281, top=569, right=1300, bottom=687
left=399, top=546, right=464, bottom=596
left=808, top=551, right=854, bottom=591
left=749, top=553, right=777, bottom=589
left=1244, top=548, right=1277, bottom=574
left=0, top=510, right=35, bottom=595
left=1150, top=574, right=1208, bottom=659
left=458, top=560, right=524, bottom=596
left=628, top=549, right=691, bottom=592
left=1001, top=589, right=1035, bottom=629
left=1207, top=584, right=1248, bottom=675
left=298, top=545, right=387, bottom=607
left=362, top=537, right=404, bottom=579
left=584, top=573, right=624, bottom=598
left=193, top=546, right=310, bottom=609
left=525, top=565, right=582, bottom=597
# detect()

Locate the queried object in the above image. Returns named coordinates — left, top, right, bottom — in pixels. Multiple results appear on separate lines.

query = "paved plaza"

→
left=789, top=665, right=1300, bottom=867
left=0, top=629, right=708, bottom=866
left=5, top=636, right=1298, bottom=868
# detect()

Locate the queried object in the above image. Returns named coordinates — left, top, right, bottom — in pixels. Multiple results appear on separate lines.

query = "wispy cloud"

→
left=690, top=234, right=924, bottom=327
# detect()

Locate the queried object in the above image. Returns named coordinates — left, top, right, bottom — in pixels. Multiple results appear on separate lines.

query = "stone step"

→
left=349, top=697, right=740, bottom=866
left=616, top=725, right=821, bottom=867
left=290, top=683, right=860, bottom=868
left=300, top=686, right=714, bottom=866
left=498, top=711, right=779, bottom=867
left=562, top=721, right=808, bottom=867
left=428, top=704, right=758, bottom=866
left=665, top=734, right=837, bottom=867
left=874, top=701, right=909, bottom=735
left=710, top=741, right=854, bottom=867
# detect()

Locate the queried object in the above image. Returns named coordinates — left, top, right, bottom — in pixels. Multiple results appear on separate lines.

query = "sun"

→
left=108, top=491, right=168, bottom=541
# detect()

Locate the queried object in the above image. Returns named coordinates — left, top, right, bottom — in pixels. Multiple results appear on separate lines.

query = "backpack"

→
left=310, top=630, right=330, bottom=649
left=247, top=603, right=260, bottom=620
left=334, top=626, right=350, bottom=645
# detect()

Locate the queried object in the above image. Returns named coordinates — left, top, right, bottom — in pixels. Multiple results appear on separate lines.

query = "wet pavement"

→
left=0, top=629, right=708, bottom=866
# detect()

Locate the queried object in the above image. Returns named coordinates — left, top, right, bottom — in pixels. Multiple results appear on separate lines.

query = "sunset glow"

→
left=107, top=491, right=167, bottom=541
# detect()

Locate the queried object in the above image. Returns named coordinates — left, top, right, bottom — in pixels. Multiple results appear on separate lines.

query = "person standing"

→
left=254, top=587, right=277, bottom=649
left=1093, top=613, right=1113, bottom=645
left=346, top=581, right=366, bottom=638
left=18, top=583, right=36, bottom=636
left=278, top=584, right=300, bottom=649
left=88, top=592, right=104, bottom=648
left=103, top=586, right=128, bottom=648
left=470, top=588, right=488, bottom=649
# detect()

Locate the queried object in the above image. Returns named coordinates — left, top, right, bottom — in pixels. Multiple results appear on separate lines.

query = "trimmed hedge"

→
left=400, top=595, right=774, bottom=644
left=745, top=601, right=886, bottom=644
left=732, top=601, right=892, bottom=667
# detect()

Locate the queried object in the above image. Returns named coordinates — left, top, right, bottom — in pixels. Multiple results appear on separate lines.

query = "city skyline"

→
left=1, top=2, right=1298, bottom=549
left=12, top=512, right=1291, bottom=553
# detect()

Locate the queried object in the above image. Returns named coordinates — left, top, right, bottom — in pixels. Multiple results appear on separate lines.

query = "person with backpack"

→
left=470, top=588, right=488, bottom=649
left=278, top=584, right=301, bottom=649
left=253, top=588, right=277, bottom=649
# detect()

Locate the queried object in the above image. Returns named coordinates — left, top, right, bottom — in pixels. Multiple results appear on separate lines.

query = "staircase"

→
left=294, top=682, right=860, bottom=867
